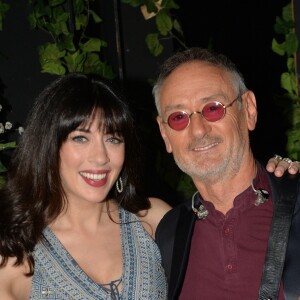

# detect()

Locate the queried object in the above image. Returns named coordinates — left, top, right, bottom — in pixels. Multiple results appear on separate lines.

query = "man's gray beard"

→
left=173, top=146, right=245, bottom=184
left=174, top=156, right=234, bottom=184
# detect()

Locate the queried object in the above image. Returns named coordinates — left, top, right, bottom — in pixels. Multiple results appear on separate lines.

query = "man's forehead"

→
left=162, top=62, right=230, bottom=89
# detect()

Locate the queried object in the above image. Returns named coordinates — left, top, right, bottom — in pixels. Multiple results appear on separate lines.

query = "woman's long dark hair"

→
left=0, top=73, right=149, bottom=273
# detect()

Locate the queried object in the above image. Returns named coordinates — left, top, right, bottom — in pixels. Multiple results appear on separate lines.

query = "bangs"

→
left=49, top=75, right=131, bottom=144
left=79, top=107, right=125, bottom=137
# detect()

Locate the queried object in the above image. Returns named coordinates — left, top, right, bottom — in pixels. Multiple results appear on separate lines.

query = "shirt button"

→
left=227, top=264, right=233, bottom=270
left=224, top=227, right=230, bottom=236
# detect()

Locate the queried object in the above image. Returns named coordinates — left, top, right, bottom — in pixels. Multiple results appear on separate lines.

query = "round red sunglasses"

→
left=162, top=94, right=241, bottom=131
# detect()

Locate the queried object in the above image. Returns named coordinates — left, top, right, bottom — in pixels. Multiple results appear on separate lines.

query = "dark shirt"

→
left=179, top=164, right=284, bottom=300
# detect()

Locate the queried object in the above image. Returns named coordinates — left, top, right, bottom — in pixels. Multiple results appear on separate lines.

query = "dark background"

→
left=0, top=0, right=298, bottom=201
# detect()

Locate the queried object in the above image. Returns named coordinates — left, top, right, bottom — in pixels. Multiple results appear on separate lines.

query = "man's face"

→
left=157, top=61, right=257, bottom=184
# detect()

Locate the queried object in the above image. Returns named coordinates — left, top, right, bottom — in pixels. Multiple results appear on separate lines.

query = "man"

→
left=153, top=48, right=300, bottom=300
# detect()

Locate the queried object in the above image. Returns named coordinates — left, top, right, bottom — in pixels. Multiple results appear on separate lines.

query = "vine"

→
left=0, top=0, right=9, bottom=30
left=122, top=0, right=185, bottom=56
left=28, top=0, right=115, bottom=78
left=272, top=1, right=300, bottom=159
left=28, top=0, right=185, bottom=74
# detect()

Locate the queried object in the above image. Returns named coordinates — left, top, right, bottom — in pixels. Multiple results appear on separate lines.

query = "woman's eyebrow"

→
left=75, top=128, right=91, bottom=133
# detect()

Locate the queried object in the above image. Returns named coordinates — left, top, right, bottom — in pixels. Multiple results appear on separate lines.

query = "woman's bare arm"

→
left=0, top=257, right=31, bottom=300
left=139, top=197, right=172, bottom=239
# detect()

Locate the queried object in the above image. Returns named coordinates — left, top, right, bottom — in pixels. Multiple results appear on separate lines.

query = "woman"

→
left=0, top=73, right=170, bottom=299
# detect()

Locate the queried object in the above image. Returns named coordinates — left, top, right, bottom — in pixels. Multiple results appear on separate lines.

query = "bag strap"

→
left=258, top=174, right=299, bottom=300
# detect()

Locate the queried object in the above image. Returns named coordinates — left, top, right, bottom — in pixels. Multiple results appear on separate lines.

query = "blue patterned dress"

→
left=30, top=207, right=167, bottom=299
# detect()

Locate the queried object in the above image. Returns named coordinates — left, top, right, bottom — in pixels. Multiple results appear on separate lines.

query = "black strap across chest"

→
left=258, top=174, right=299, bottom=300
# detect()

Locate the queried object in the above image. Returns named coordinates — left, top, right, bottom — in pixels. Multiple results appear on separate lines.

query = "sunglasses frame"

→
left=162, top=94, right=242, bottom=131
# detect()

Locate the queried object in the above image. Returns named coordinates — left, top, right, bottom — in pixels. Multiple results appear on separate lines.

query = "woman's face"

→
left=59, top=117, right=125, bottom=206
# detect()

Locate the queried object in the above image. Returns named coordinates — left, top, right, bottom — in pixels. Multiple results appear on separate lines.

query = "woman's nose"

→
left=88, top=141, right=110, bottom=165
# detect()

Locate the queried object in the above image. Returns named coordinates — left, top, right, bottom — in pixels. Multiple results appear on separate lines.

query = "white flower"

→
left=18, top=126, right=24, bottom=135
left=0, top=123, right=4, bottom=134
left=5, top=121, right=12, bottom=130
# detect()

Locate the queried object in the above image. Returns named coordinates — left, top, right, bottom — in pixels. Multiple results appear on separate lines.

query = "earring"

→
left=116, top=177, right=123, bottom=193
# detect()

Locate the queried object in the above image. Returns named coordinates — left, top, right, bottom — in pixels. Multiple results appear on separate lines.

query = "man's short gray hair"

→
left=152, top=48, right=248, bottom=114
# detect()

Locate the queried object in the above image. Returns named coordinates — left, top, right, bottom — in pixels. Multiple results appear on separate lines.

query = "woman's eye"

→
left=106, top=136, right=124, bottom=144
left=72, top=136, right=87, bottom=143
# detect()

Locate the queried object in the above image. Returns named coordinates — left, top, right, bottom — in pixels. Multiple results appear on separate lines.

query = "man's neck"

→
left=193, top=157, right=257, bottom=215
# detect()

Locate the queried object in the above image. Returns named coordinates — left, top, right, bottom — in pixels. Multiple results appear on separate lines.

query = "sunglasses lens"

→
left=202, top=102, right=225, bottom=122
left=167, top=111, right=189, bottom=130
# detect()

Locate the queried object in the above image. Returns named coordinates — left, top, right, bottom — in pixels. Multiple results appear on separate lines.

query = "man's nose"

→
left=188, top=112, right=212, bottom=137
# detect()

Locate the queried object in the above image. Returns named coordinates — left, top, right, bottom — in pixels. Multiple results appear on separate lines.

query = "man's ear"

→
left=157, top=116, right=173, bottom=153
left=243, top=91, right=257, bottom=131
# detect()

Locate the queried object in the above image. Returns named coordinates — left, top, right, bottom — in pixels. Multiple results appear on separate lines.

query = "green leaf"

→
left=49, top=0, right=66, bottom=6
left=271, top=38, right=285, bottom=56
left=0, top=141, right=16, bottom=150
left=31, top=3, right=52, bottom=20
left=0, top=1, right=10, bottom=13
left=97, top=62, right=115, bottom=80
left=121, top=0, right=145, bottom=8
left=41, top=61, right=66, bottom=75
left=83, top=52, right=100, bottom=73
left=146, top=33, right=164, bottom=56
left=39, top=43, right=66, bottom=61
left=156, top=10, right=172, bottom=36
left=286, top=128, right=300, bottom=160
left=281, top=72, right=297, bottom=95
left=291, top=103, right=300, bottom=125
left=74, top=0, right=86, bottom=14
left=162, top=0, right=179, bottom=9
left=39, top=43, right=66, bottom=75
left=285, top=32, right=299, bottom=56
left=28, top=12, right=37, bottom=29
left=0, top=1, right=10, bottom=31
left=274, top=16, right=292, bottom=35
left=62, top=33, right=76, bottom=51
left=80, top=38, right=102, bottom=52
left=75, top=14, right=88, bottom=30
left=287, top=57, right=294, bottom=72
left=53, top=9, right=69, bottom=23
left=90, top=9, right=102, bottom=23
left=49, top=8, right=70, bottom=35
left=173, top=18, right=183, bottom=36
left=0, top=162, right=7, bottom=173
left=282, top=2, right=292, bottom=22
left=144, top=1, right=158, bottom=14
left=64, top=50, right=86, bottom=72
left=83, top=53, right=115, bottom=79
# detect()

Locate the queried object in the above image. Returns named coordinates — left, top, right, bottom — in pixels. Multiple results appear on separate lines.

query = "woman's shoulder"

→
left=138, top=197, right=171, bottom=239
left=0, top=257, right=31, bottom=300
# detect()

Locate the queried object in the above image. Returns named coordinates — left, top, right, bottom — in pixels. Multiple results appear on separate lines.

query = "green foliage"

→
left=28, top=0, right=115, bottom=79
left=272, top=1, right=300, bottom=159
left=0, top=141, right=16, bottom=189
left=0, top=0, right=9, bottom=31
left=122, top=0, right=185, bottom=56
